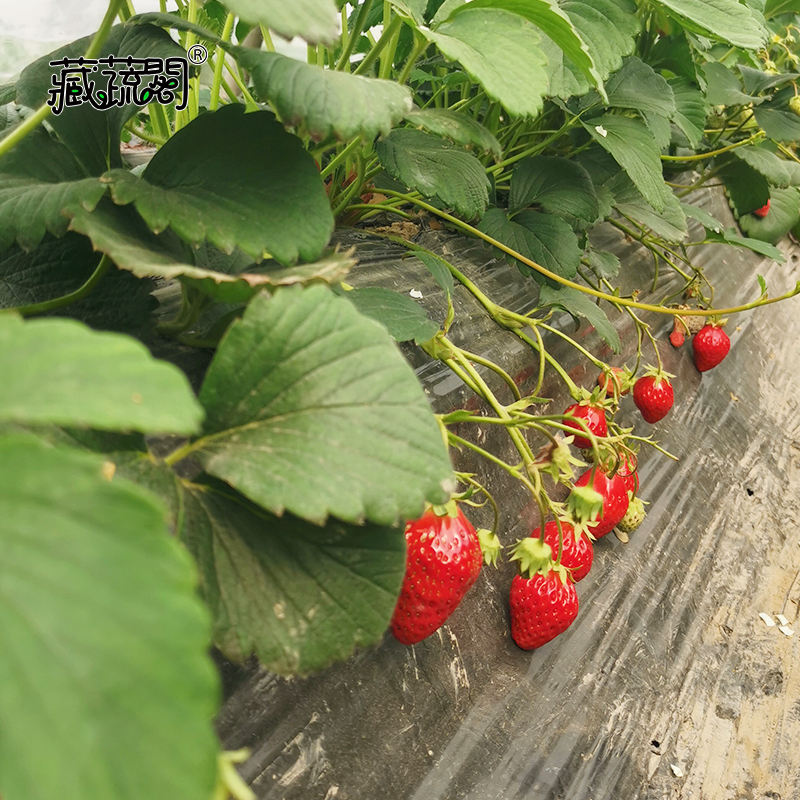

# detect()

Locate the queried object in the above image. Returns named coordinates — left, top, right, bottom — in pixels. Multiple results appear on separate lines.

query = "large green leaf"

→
left=670, top=77, right=705, bottom=149
left=0, top=126, right=105, bottom=252
left=443, top=0, right=603, bottom=92
left=193, top=284, right=453, bottom=526
left=753, top=102, right=800, bottom=142
left=602, top=57, right=676, bottom=118
left=656, top=0, right=766, bottom=48
left=732, top=144, right=798, bottom=187
left=425, top=8, right=550, bottom=117
left=477, top=207, right=581, bottom=282
left=15, top=24, right=187, bottom=176
left=738, top=186, right=800, bottom=243
left=232, top=48, right=413, bottom=140
left=180, top=481, right=406, bottom=675
left=340, top=286, right=440, bottom=343
left=219, top=0, right=338, bottom=43
left=68, top=202, right=351, bottom=304
left=582, top=115, right=666, bottom=212
left=720, top=157, right=770, bottom=215
left=706, top=227, right=785, bottom=260
left=608, top=172, right=688, bottom=242
left=508, top=156, right=599, bottom=223
left=103, top=105, right=333, bottom=265
left=405, top=108, right=503, bottom=159
left=0, top=436, right=219, bottom=800
left=764, top=0, right=800, bottom=17
left=702, top=62, right=762, bottom=106
left=0, top=313, right=202, bottom=433
left=559, top=0, right=639, bottom=80
left=739, top=65, right=800, bottom=95
left=376, top=129, right=490, bottom=219
left=538, top=284, right=620, bottom=353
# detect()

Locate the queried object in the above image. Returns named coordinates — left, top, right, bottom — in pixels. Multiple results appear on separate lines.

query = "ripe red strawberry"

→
left=540, top=519, right=593, bottom=582
left=574, top=467, right=630, bottom=538
left=617, top=451, right=639, bottom=497
left=597, top=366, right=631, bottom=397
left=509, top=538, right=579, bottom=650
left=692, top=324, right=730, bottom=372
left=563, top=402, right=608, bottom=449
left=753, top=199, right=770, bottom=218
left=633, top=369, right=674, bottom=423
left=391, top=506, right=482, bottom=645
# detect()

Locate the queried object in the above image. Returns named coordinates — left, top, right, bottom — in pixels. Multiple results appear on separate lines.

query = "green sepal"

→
left=477, top=528, right=502, bottom=567
left=510, top=536, right=553, bottom=578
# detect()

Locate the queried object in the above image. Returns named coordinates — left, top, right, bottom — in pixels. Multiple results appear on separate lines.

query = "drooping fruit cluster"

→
left=391, top=505, right=482, bottom=645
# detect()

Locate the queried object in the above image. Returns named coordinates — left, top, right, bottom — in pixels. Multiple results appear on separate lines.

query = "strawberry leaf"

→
left=376, top=129, right=490, bottom=219
left=405, top=108, right=503, bottom=160
left=657, top=0, right=766, bottom=49
left=538, top=284, right=621, bottom=354
left=194, top=284, right=453, bottom=526
left=0, top=436, right=219, bottom=800
left=737, top=186, right=800, bottom=244
left=338, top=286, right=440, bottom=343
left=103, top=105, right=333, bottom=265
left=180, top=481, right=406, bottom=675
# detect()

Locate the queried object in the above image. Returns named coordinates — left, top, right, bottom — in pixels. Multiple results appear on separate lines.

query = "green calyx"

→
left=510, top=536, right=554, bottom=579
left=477, top=528, right=503, bottom=567
left=640, top=365, right=676, bottom=387
left=430, top=498, right=460, bottom=518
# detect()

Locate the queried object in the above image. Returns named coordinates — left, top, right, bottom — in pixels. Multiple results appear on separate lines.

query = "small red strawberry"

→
left=753, top=199, right=770, bottom=218
left=692, top=324, right=730, bottom=372
left=509, top=538, right=579, bottom=650
left=573, top=467, right=630, bottom=538
left=617, top=451, right=639, bottom=497
left=391, top=504, right=482, bottom=645
left=633, top=368, right=675, bottom=423
left=597, top=366, right=632, bottom=397
left=563, top=401, right=608, bottom=450
left=540, top=519, right=593, bottom=582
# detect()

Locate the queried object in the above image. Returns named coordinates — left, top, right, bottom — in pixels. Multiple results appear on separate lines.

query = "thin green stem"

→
left=320, top=137, right=363, bottom=180
left=353, top=15, right=402, bottom=75
left=210, top=13, right=235, bottom=111
left=661, top=132, right=764, bottom=162
left=397, top=33, right=428, bottom=85
left=447, top=433, right=539, bottom=496
left=337, top=0, right=373, bottom=70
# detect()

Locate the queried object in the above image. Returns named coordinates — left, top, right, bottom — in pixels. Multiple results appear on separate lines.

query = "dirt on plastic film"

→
left=214, top=187, right=800, bottom=800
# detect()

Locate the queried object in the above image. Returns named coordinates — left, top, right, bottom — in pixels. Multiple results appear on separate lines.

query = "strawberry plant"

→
left=4, top=0, right=800, bottom=795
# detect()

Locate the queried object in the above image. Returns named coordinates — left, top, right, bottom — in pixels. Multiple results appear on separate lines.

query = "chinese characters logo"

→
left=47, top=55, right=194, bottom=115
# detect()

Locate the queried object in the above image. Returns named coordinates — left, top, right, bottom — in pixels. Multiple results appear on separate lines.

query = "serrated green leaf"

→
left=738, top=186, right=800, bottom=243
left=680, top=201, right=724, bottom=232
left=649, top=34, right=699, bottom=82
left=0, top=313, right=203, bottom=433
left=702, top=62, right=762, bottom=106
left=477, top=207, right=581, bottom=282
left=425, top=8, right=549, bottom=118
left=720, top=157, right=770, bottom=216
left=508, top=156, right=599, bottom=223
left=644, top=111, right=673, bottom=149
left=602, top=57, right=676, bottom=118
left=538, top=284, right=621, bottom=352
left=443, top=0, right=603, bottom=93
left=232, top=48, right=413, bottom=140
left=764, top=0, right=800, bottom=17
left=582, top=115, right=666, bottom=212
left=559, top=0, right=639, bottom=79
left=753, top=102, right=800, bottom=142
left=706, top=226, right=786, bottom=260
left=194, top=284, right=453, bottom=525
left=585, top=247, right=621, bottom=278
left=0, top=436, right=219, bottom=800
left=342, top=286, right=440, bottom=342
left=656, top=0, right=766, bottom=48
left=416, top=251, right=455, bottom=297
left=103, top=105, right=333, bottom=265
left=732, top=144, right=795, bottom=187
left=15, top=24, right=187, bottom=176
left=376, top=129, right=490, bottom=219
left=217, top=0, right=338, bottom=43
left=67, top=202, right=351, bottom=304
left=0, top=125, right=106, bottom=252
left=180, top=481, right=406, bottom=675
left=405, top=108, right=502, bottom=159
left=607, top=172, right=688, bottom=242
left=670, top=77, right=706, bottom=149
left=739, top=64, right=800, bottom=94
left=538, top=35, right=591, bottom=99
left=388, top=0, right=429, bottom=23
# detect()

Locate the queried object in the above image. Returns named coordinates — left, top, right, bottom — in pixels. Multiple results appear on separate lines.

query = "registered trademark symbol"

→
left=188, top=44, right=208, bottom=65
